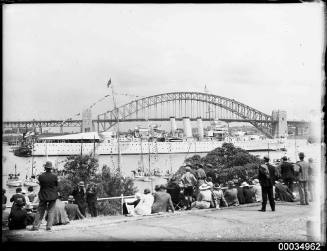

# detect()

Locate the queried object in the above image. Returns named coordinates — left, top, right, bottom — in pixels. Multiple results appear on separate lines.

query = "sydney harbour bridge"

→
left=3, top=92, right=310, bottom=139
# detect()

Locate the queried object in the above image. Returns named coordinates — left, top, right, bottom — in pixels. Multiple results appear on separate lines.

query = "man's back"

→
left=181, top=172, right=197, bottom=187
left=8, top=208, right=27, bottom=230
left=65, top=203, right=83, bottom=220
left=38, top=172, right=58, bottom=201
left=297, top=160, right=310, bottom=181
left=10, top=194, right=26, bottom=205
left=281, top=162, right=295, bottom=179
left=151, top=191, right=174, bottom=213
left=196, top=168, right=206, bottom=179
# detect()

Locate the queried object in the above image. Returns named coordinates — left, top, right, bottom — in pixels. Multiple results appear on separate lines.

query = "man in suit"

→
left=72, top=181, right=87, bottom=217
left=31, top=161, right=58, bottom=231
left=86, top=183, right=98, bottom=217
left=151, top=184, right=175, bottom=214
left=258, top=156, right=278, bottom=212
left=280, top=156, right=295, bottom=193
left=296, top=152, right=310, bottom=205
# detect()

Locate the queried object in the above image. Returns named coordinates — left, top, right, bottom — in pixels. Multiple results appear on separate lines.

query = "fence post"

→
left=121, top=194, right=124, bottom=215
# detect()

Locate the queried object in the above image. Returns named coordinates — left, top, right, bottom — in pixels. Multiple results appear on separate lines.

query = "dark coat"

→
left=243, top=187, right=256, bottom=203
left=10, top=194, right=26, bottom=206
left=151, top=191, right=175, bottom=213
left=38, top=171, right=58, bottom=201
left=8, top=207, right=28, bottom=230
left=86, top=187, right=97, bottom=204
left=258, top=163, right=277, bottom=188
left=237, top=187, right=246, bottom=204
left=72, top=187, right=87, bottom=207
left=280, top=162, right=295, bottom=180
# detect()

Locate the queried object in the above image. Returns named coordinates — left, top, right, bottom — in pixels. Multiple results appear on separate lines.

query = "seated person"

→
left=65, top=195, right=85, bottom=221
left=241, top=182, right=256, bottom=204
left=223, top=181, right=239, bottom=206
left=133, top=189, right=154, bottom=216
left=27, top=186, right=37, bottom=203
left=236, top=185, right=246, bottom=205
left=212, top=184, right=228, bottom=209
left=151, top=184, right=175, bottom=214
left=191, top=184, right=212, bottom=209
left=10, top=187, right=26, bottom=212
left=252, top=179, right=262, bottom=202
left=205, top=177, right=214, bottom=189
left=123, top=193, right=142, bottom=215
left=8, top=198, right=28, bottom=230
left=275, top=179, right=296, bottom=202
left=167, top=178, right=186, bottom=210
left=47, top=194, right=69, bottom=226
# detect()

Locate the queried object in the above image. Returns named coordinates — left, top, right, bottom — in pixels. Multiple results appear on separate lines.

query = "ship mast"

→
left=110, top=81, right=121, bottom=174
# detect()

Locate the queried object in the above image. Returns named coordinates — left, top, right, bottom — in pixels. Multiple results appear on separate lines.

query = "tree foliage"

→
left=173, top=143, right=262, bottom=185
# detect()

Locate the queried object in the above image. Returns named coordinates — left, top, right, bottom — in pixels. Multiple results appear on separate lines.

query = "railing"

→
left=6, top=194, right=136, bottom=216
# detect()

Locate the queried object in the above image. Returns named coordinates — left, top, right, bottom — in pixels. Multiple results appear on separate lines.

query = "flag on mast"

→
left=107, top=78, right=112, bottom=88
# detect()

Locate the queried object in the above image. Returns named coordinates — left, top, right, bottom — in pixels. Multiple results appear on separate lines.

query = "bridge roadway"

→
left=2, top=118, right=309, bottom=129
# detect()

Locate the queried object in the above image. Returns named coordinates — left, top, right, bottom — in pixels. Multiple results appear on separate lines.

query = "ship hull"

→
left=32, top=140, right=286, bottom=156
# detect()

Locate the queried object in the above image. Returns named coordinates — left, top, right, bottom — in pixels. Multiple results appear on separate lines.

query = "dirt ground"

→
left=2, top=201, right=322, bottom=243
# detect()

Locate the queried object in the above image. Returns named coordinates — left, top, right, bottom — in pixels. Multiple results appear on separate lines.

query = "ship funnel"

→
left=170, top=117, right=177, bottom=134
left=183, top=117, right=192, bottom=138
left=197, top=117, right=204, bottom=140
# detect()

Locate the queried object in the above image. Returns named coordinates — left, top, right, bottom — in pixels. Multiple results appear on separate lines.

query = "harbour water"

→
left=2, top=139, right=322, bottom=207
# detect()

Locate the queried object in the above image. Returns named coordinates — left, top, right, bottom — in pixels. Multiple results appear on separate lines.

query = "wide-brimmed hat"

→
left=253, top=179, right=259, bottom=184
left=78, top=181, right=85, bottom=187
left=241, top=182, right=249, bottom=187
left=205, top=163, right=213, bottom=168
left=199, top=184, right=211, bottom=191
left=44, top=161, right=53, bottom=169
left=68, top=195, right=75, bottom=201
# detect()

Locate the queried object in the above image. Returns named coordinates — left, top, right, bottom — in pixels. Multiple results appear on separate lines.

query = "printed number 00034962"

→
left=278, top=243, right=321, bottom=250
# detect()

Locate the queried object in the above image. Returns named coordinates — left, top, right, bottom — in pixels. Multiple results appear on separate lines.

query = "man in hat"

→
left=212, top=184, right=228, bottom=209
left=296, top=152, right=310, bottom=205
left=224, top=181, right=239, bottom=206
left=151, top=184, right=175, bottom=214
left=72, top=181, right=87, bottom=217
left=280, top=156, right=295, bottom=192
left=180, top=165, right=197, bottom=210
left=241, top=182, right=256, bottom=204
left=8, top=197, right=28, bottom=230
left=258, top=156, right=278, bottom=212
left=86, top=183, right=98, bottom=217
left=31, top=161, right=58, bottom=231
left=65, top=195, right=85, bottom=221
left=191, top=183, right=212, bottom=209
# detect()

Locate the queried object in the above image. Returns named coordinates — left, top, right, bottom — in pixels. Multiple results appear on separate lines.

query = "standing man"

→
left=180, top=165, right=197, bottom=210
left=72, top=181, right=87, bottom=217
left=31, top=161, right=58, bottom=231
left=86, top=183, right=98, bottom=217
left=258, top=156, right=278, bottom=212
left=280, top=156, right=295, bottom=193
left=296, top=152, right=310, bottom=205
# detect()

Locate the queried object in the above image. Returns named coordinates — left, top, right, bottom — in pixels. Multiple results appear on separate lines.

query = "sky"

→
left=3, top=3, right=324, bottom=123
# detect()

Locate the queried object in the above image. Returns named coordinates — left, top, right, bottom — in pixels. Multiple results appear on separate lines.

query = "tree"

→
left=63, top=154, right=99, bottom=186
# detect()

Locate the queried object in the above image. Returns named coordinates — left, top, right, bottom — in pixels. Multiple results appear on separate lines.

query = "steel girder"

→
left=98, top=92, right=274, bottom=137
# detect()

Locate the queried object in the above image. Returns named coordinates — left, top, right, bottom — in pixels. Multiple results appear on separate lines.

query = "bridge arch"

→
left=97, top=92, right=273, bottom=138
